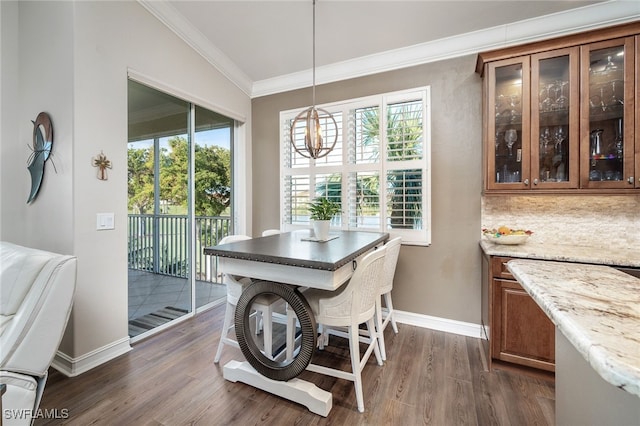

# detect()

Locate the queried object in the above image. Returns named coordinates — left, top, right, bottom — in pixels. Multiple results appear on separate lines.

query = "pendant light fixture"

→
left=289, top=0, right=338, bottom=159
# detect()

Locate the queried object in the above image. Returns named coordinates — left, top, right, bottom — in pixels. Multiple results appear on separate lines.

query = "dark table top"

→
left=204, top=230, right=389, bottom=271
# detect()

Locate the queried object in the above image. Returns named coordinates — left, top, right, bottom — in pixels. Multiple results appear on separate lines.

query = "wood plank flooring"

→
left=37, top=306, right=555, bottom=425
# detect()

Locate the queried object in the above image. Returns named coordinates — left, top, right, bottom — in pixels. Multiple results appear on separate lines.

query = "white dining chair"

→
left=312, top=237, right=402, bottom=362
left=376, top=236, right=402, bottom=361
left=214, top=235, right=279, bottom=363
left=301, top=245, right=387, bottom=413
left=261, top=229, right=281, bottom=236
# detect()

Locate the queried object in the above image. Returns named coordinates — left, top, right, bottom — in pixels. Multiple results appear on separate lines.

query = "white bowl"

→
left=484, top=233, right=529, bottom=245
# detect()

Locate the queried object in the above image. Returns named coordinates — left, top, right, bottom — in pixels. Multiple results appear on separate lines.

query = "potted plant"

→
left=308, top=197, right=341, bottom=240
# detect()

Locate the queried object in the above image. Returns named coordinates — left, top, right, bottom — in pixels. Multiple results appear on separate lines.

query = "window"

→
left=280, top=87, right=431, bottom=245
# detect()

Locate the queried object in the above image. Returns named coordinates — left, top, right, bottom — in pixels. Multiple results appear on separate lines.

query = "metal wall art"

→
left=92, top=151, right=112, bottom=180
left=27, top=112, right=54, bottom=204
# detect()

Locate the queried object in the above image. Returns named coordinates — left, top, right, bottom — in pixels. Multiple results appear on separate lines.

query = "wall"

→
left=1, top=1, right=74, bottom=251
left=1, top=1, right=252, bottom=372
left=252, top=55, right=485, bottom=324
left=0, top=1, right=21, bottom=239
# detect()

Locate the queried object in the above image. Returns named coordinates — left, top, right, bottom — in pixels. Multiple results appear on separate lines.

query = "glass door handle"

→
left=533, top=178, right=539, bottom=185
left=628, top=176, right=635, bottom=184
left=523, top=179, right=529, bottom=186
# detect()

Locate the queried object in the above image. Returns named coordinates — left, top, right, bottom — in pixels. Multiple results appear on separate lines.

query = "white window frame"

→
left=279, top=87, right=431, bottom=246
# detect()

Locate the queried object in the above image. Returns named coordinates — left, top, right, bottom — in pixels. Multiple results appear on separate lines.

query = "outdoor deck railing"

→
left=127, top=214, right=232, bottom=283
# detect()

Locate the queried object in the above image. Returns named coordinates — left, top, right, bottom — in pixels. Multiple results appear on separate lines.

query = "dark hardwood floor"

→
left=37, top=305, right=555, bottom=425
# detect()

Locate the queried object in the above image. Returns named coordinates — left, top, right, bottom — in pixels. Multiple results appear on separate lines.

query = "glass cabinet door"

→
left=487, top=57, right=530, bottom=190
left=580, top=37, right=635, bottom=189
left=530, top=47, right=579, bottom=189
left=636, top=35, right=640, bottom=189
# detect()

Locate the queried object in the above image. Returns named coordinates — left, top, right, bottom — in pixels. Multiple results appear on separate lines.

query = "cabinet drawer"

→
left=492, top=256, right=515, bottom=279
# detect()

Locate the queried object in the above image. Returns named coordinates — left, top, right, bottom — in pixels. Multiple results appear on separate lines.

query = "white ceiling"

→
left=139, top=1, right=639, bottom=97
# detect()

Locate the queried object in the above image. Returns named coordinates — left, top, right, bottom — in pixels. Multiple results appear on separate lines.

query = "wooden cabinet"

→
left=635, top=35, right=640, bottom=189
left=484, top=255, right=555, bottom=372
left=478, top=22, right=640, bottom=193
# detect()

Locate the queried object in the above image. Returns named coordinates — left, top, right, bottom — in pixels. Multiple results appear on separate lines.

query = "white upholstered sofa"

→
left=0, top=242, right=76, bottom=426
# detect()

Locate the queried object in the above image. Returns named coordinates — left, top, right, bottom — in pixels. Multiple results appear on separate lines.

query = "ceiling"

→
left=139, top=1, right=639, bottom=96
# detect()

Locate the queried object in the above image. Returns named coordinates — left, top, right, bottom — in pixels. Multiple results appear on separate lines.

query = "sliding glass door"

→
left=127, top=80, right=233, bottom=339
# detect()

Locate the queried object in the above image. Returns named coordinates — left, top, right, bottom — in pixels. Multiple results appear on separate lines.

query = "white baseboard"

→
left=394, top=309, right=484, bottom=339
left=51, top=337, right=132, bottom=377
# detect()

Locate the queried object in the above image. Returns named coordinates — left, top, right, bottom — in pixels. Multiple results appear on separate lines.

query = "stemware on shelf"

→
left=608, top=80, right=624, bottom=108
left=540, top=83, right=554, bottom=112
left=539, top=80, right=569, bottom=112
left=553, top=126, right=565, bottom=155
left=504, top=129, right=517, bottom=156
left=555, top=81, right=569, bottom=110
left=613, top=118, right=623, bottom=157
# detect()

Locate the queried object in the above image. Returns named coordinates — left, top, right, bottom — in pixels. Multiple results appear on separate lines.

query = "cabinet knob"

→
left=533, top=178, right=539, bottom=185
left=523, top=179, right=529, bottom=186
left=628, top=176, right=635, bottom=184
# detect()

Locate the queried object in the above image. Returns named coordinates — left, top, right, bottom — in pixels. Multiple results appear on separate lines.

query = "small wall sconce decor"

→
left=27, top=112, right=54, bottom=204
left=92, top=151, right=112, bottom=180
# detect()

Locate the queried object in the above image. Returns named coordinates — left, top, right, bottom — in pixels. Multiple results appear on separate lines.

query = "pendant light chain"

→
left=289, top=0, right=338, bottom=160
left=312, top=0, right=316, bottom=108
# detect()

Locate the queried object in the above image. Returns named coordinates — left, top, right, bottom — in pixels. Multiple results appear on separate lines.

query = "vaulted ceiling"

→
left=138, top=1, right=639, bottom=97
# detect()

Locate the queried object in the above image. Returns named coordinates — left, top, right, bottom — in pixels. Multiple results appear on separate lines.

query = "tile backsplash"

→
left=481, top=195, right=640, bottom=248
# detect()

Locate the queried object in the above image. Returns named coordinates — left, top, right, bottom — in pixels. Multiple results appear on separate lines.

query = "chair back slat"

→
left=350, top=246, right=386, bottom=321
left=380, top=237, right=402, bottom=295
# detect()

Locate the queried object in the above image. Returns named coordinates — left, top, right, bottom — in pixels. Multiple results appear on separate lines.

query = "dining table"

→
left=203, top=229, right=389, bottom=416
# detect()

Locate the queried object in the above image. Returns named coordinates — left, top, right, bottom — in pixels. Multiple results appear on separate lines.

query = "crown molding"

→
left=139, top=0, right=639, bottom=100
left=252, top=1, right=640, bottom=98
left=137, top=0, right=254, bottom=97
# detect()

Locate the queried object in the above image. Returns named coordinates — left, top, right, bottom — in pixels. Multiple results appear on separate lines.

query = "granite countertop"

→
left=507, top=259, right=640, bottom=398
left=480, top=239, right=640, bottom=268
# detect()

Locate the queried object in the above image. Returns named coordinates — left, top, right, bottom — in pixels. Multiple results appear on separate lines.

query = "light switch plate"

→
left=96, top=213, right=115, bottom=230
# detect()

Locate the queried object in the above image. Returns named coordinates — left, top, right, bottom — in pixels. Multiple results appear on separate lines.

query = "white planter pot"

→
left=311, top=220, right=330, bottom=241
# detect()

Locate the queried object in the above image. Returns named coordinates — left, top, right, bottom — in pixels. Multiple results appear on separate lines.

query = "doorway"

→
left=127, top=79, right=233, bottom=339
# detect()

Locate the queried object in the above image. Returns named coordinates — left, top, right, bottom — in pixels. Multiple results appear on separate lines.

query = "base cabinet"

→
left=487, top=256, right=555, bottom=372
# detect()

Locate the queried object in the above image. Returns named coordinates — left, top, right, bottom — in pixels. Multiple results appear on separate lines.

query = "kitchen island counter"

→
left=507, top=259, right=640, bottom=425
